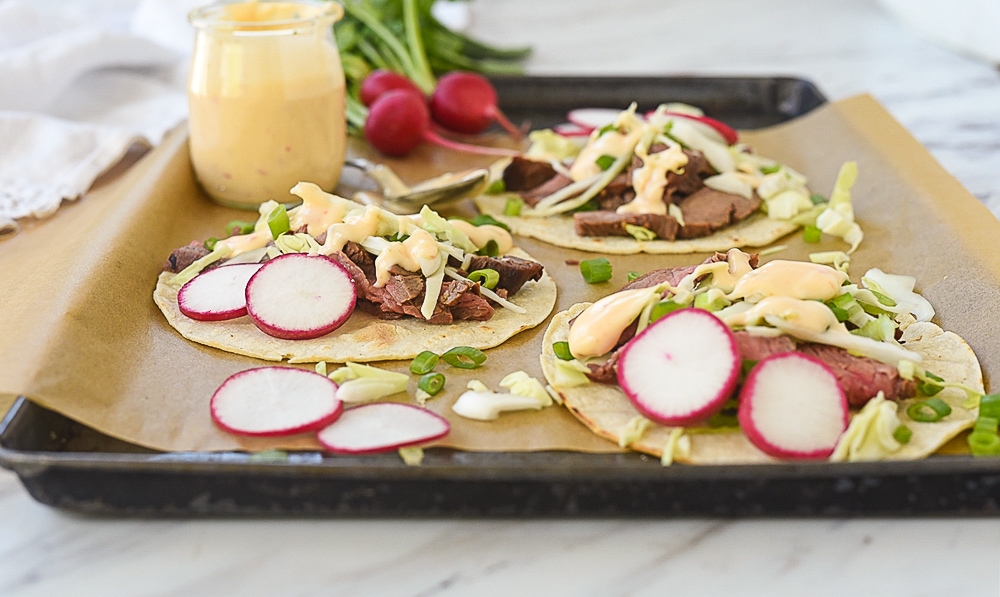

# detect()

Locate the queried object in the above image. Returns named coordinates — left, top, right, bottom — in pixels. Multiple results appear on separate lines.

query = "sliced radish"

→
left=566, top=108, right=622, bottom=130
left=658, top=111, right=739, bottom=145
left=553, top=122, right=593, bottom=137
left=210, top=367, right=343, bottom=437
left=616, top=308, right=740, bottom=426
left=737, top=353, right=849, bottom=460
left=177, top=263, right=263, bottom=321
left=317, top=402, right=450, bottom=454
left=245, top=253, right=357, bottom=340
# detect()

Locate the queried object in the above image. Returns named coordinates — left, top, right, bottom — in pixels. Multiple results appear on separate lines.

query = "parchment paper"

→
left=2, top=94, right=998, bottom=455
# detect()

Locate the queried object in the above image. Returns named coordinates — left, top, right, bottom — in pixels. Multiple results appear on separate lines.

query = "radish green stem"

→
left=403, top=0, right=435, bottom=92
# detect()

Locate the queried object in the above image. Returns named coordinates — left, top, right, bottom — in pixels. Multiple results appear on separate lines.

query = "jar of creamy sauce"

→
left=187, top=1, right=346, bottom=209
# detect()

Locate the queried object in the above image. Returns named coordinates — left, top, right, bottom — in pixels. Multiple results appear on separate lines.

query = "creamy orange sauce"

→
left=448, top=220, right=514, bottom=254
left=721, top=296, right=842, bottom=334
left=617, top=143, right=687, bottom=215
left=568, top=288, right=658, bottom=359
left=374, top=228, right=440, bottom=286
left=188, top=2, right=345, bottom=209
left=569, top=128, right=644, bottom=181
left=728, top=260, right=848, bottom=302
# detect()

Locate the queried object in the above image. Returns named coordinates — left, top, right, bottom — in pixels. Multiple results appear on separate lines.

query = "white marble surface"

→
left=4, top=0, right=1000, bottom=595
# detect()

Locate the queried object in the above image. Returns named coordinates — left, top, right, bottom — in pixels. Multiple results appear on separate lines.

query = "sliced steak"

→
left=343, top=241, right=377, bottom=279
left=573, top=211, right=679, bottom=240
left=586, top=350, right=621, bottom=384
left=164, top=241, right=210, bottom=273
left=667, top=149, right=713, bottom=196
left=385, top=271, right=424, bottom=304
left=503, top=156, right=558, bottom=192
left=676, top=187, right=762, bottom=239
left=622, top=265, right=698, bottom=291
left=522, top=173, right=574, bottom=206
left=466, top=255, right=544, bottom=295
left=796, top=343, right=918, bottom=406
left=733, top=331, right=796, bottom=363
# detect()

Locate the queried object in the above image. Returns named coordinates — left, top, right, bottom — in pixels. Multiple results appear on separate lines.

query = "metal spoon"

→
left=345, top=158, right=490, bottom=213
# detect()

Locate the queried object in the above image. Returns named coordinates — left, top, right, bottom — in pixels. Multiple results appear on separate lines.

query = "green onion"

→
left=503, top=196, right=523, bottom=216
left=975, top=416, right=999, bottom=434
left=870, top=289, right=897, bottom=307
left=803, top=224, right=822, bottom=243
left=917, top=371, right=946, bottom=397
left=624, top=224, right=656, bottom=241
left=707, top=412, right=739, bottom=428
left=467, top=268, right=500, bottom=289
left=741, top=359, right=759, bottom=378
left=893, top=425, right=912, bottom=444
left=595, top=154, right=616, bottom=170
left=810, top=193, right=827, bottom=205
left=580, top=257, right=612, bottom=284
left=226, top=220, right=255, bottom=235
left=417, top=372, right=446, bottom=396
left=409, top=350, right=439, bottom=375
left=760, top=164, right=781, bottom=175
left=693, top=292, right=727, bottom=312
left=627, top=271, right=641, bottom=282
left=968, top=430, right=1000, bottom=456
left=476, top=239, right=500, bottom=257
left=441, top=346, right=487, bottom=369
left=486, top=180, right=507, bottom=195
left=267, top=204, right=290, bottom=239
left=979, top=393, right=1000, bottom=420
left=906, top=397, right=952, bottom=422
left=552, top=341, right=573, bottom=361
left=597, top=123, right=616, bottom=136
left=204, top=237, right=218, bottom=251
left=827, top=304, right=850, bottom=323
left=470, top=214, right=510, bottom=231
left=387, top=232, right=410, bottom=243
left=650, top=300, right=684, bottom=323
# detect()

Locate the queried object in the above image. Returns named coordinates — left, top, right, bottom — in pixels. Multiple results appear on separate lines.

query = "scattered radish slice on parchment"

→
left=177, top=263, right=263, bottom=321
left=562, top=107, right=739, bottom=145
left=616, top=308, right=740, bottom=426
left=210, top=367, right=343, bottom=437
left=738, top=353, right=849, bottom=460
left=317, top=402, right=450, bottom=454
left=245, top=253, right=357, bottom=340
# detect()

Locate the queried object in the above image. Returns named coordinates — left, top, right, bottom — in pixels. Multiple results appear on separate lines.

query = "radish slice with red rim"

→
left=566, top=108, right=622, bottom=131
left=177, top=263, right=262, bottom=321
left=737, top=352, right=849, bottom=460
left=210, top=367, right=343, bottom=437
left=245, top=253, right=357, bottom=340
left=650, top=110, right=739, bottom=145
left=553, top=123, right=593, bottom=137
left=616, top=308, right=740, bottom=426
left=317, top=402, right=450, bottom=454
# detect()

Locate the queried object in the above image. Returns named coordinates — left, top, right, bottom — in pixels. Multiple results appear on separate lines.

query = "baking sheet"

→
left=4, top=76, right=1000, bottom=515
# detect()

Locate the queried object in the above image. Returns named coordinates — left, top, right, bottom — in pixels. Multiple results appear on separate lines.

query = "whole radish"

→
left=359, top=69, right=423, bottom=106
left=429, top=71, right=522, bottom=138
left=364, top=89, right=519, bottom=158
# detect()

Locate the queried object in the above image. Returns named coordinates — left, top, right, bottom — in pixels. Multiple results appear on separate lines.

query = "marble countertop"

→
left=4, top=0, right=1000, bottom=595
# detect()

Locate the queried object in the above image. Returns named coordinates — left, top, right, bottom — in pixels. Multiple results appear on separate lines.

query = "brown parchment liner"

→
left=1, top=94, right=996, bottom=455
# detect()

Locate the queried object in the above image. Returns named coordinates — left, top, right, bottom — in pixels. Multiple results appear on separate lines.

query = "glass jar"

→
left=187, top=1, right=346, bottom=209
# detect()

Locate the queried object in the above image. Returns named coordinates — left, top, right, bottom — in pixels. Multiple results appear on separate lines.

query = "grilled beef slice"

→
left=502, top=156, right=558, bottom=192
left=466, top=255, right=544, bottom=295
left=676, top=187, right=762, bottom=239
left=164, top=241, right=210, bottom=273
left=573, top=211, right=680, bottom=240
left=796, top=343, right=918, bottom=406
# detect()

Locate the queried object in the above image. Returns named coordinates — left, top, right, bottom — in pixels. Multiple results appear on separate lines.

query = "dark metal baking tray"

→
left=11, top=75, right=994, bottom=518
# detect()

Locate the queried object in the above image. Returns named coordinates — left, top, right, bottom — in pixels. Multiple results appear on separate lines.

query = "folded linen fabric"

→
left=0, top=0, right=188, bottom=232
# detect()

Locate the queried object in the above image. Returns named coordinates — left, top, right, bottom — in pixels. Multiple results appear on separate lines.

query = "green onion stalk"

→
left=335, top=0, right=532, bottom=134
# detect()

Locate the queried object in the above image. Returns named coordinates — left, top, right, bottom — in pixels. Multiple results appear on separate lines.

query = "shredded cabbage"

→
left=830, top=393, right=904, bottom=462
left=816, top=161, right=863, bottom=253
left=861, top=268, right=935, bottom=322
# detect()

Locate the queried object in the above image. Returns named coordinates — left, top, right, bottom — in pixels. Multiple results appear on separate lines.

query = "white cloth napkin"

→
left=0, top=0, right=191, bottom=232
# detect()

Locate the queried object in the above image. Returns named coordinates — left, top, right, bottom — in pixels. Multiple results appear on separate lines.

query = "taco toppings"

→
left=540, top=249, right=984, bottom=464
left=154, top=182, right=557, bottom=363
left=475, top=103, right=825, bottom=254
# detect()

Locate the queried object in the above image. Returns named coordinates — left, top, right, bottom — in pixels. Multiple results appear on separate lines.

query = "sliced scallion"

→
left=503, top=196, right=523, bottom=216
left=906, top=397, right=952, bottom=422
left=893, top=424, right=912, bottom=444
left=810, top=193, right=827, bottom=205
left=267, top=204, right=290, bottom=239
left=486, top=180, right=507, bottom=195
left=760, top=164, right=781, bottom=175
left=470, top=214, right=510, bottom=231
left=552, top=341, right=573, bottom=361
left=650, top=300, right=683, bottom=323
left=595, top=154, right=616, bottom=170
left=803, top=224, right=822, bottom=243
left=417, top=372, right=446, bottom=396
left=226, top=220, right=255, bottom=235
left=580, top=257, right=612, bottom=284
left=476, top=239, right=500, bottom=257
left=442, top=346, right=487, bottom=369
left=409, top=350, right=439, bottom=375
left=979, top=393, right=1000, bottom=420
left=627, top=271, right=641, bottom=282
left=968, top=430, right=1000, bottom=456
left=467, top=268, right=500, bottom=289
left=917, top=371, right=946, bottom=397
left=204, top=237, right=218, bottom=251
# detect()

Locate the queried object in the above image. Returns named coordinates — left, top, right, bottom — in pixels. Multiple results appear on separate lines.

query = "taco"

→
left=474, top=103, right=827, bottom=255
left=154, top=182, right=557, bottom=363
left=539, top=249, right=984, bottom=464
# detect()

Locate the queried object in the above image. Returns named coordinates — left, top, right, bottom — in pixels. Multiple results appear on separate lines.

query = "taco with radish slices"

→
left=153, top=182, right=557, bottom=363
left=539, top=249, right=984, bottom=464
left=475, top=103, right=853, bottom=255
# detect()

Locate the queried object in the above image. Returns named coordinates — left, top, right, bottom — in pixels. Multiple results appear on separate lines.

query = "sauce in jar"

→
left=188, top=1, right=346, bottom=209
